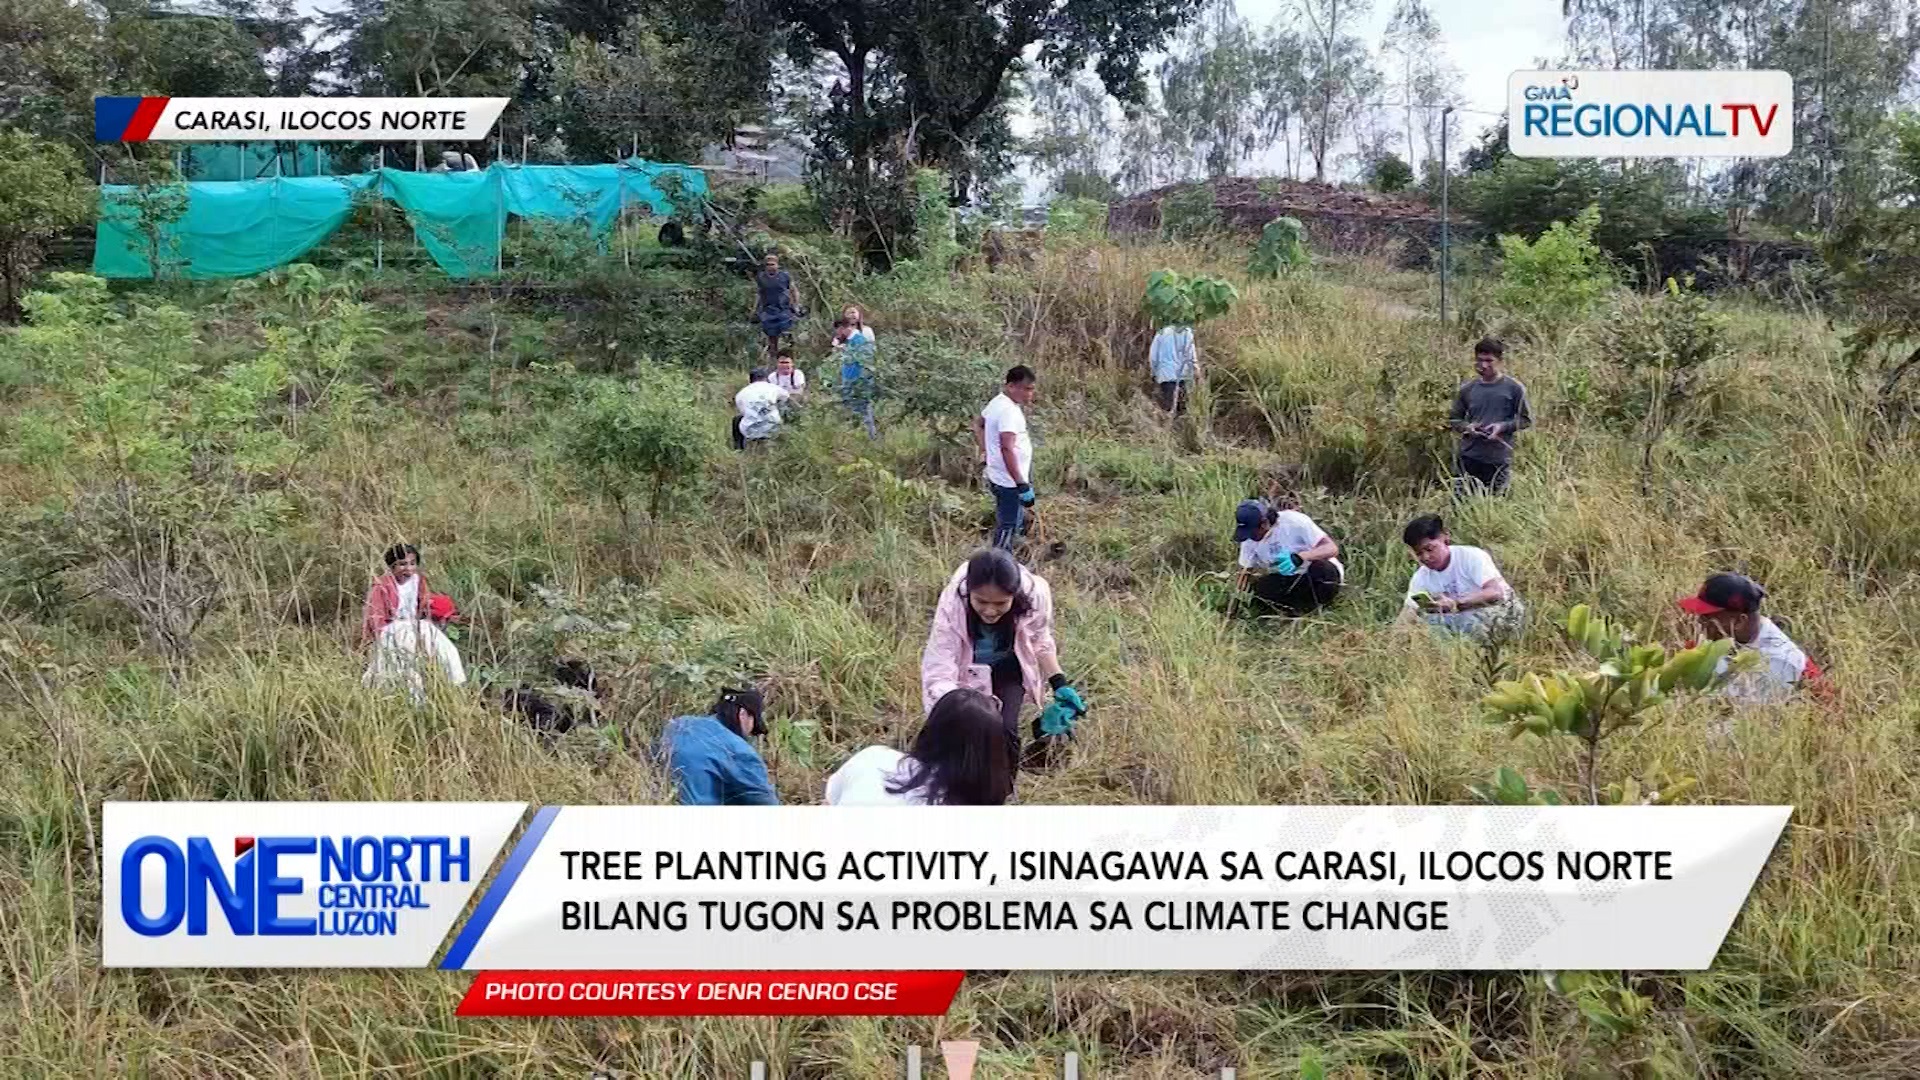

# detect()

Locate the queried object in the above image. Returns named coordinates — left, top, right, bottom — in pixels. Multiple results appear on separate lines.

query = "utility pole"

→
left=1440, top=104, right=1454, bottom=325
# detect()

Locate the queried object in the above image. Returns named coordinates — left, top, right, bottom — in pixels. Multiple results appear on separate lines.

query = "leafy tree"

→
left=1248, top=216, right=1309, bottom=277
left=0, top=131, right=93, bottom=322
left=1476, top=603, right=1752, bottom=805
left=1460, top=117, right=1508, bottom=174
left=1826, top=109, right=1920, bottom=412
left=1601, top=277, right=1730, bottom=492
left=1298, top=0, right=1379, bottom=183
left=1491, top=204, right=1615, bottom=333
left=868, top=333, right=999, bottom=457
left=777, top=0, right=1204, bottom=194
left=1024, top=66, right=1121, bottom=196
left=1369, top=152, right=1413, bottom=193
left=562, top=375, right=715, bottom=531
left=1144, top=269, right=1237, bottom=327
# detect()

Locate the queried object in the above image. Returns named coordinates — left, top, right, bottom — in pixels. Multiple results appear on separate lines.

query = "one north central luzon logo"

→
left=119, top=835, right=471, bottom=938
left=1521, top=78, right=1782, bottom=140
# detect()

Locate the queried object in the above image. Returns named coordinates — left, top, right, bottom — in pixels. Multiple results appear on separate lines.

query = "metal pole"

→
left=375, top=147, right=385, bottom=272
left=1440, top=105, right=1454, bottom=326
left=905, top=1045, right=921, bottom=1080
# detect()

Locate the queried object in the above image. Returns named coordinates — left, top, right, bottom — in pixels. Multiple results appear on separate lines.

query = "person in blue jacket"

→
left=654, top=687, right=779, bottom=805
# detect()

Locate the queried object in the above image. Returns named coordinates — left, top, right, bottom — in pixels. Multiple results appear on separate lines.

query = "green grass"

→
left=0, top=235, right=1916, bottom=1077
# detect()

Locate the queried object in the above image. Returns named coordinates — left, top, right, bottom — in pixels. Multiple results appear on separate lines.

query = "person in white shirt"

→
left=1149, top=324, right=1198, bottom=414
left=973, top=365, right=1037, bottom=550
left=1394, top=513, right=1524, bottom=639
left=1231, top=498, right=1343, bottom=615
left=1678, top=572, right=1822, bottom=705
left=771, top=349, right=806, bottom=398
left=825, top=689, right=1014, bottom=806
left=732, top=366, right=790, bottom=448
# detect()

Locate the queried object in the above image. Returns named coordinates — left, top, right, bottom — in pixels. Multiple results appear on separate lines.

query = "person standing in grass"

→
left=921, top=547, right=1087, bottom=772
left=1231, top=498, right=1344, bottom=615
left=825, top=689, right=1015, bottom=806
left=361, top=542, right=432, bottom=645
left=1449, top=337, right=1532, bottom=495
left=1394, top=513, right=1525, bottom=639
left=1149, top=323, right=1198, bottom=414
left=750, top=252, right=801, bottom=361
left=835, top=320, right=879, bottom=440
left=840, top=304, right=876, bottom=348
left=975, top=366, right=1038, bottom=550
left=1678, top=573, right=1824, bottom=705
left=654, top=687, right=779, bottom=805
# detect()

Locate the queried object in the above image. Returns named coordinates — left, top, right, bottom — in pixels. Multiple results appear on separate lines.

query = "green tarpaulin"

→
left=93, top=161, right=709, bottom=280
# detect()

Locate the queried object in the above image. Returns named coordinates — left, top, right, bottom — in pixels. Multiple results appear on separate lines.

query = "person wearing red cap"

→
left=1678, top=572, right=1819, bottom=705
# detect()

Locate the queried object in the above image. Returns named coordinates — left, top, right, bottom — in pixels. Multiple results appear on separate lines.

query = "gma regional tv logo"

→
left=1509, top=70, right=1793, bottom=159
left=118, top=833, right=471, bottom=938
left=102, top=802, right=524, bottom=968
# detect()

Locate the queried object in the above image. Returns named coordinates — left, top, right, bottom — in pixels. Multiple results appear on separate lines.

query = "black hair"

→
left=832, top=317, right=849, bottom=329
left=958, top=547, right=1034, bottom=622
left=714, top=686, right=766, bottom=737
left=749, top=366, right=771, bottom=383
left=1402, top=514, right=1447, bottom=547
left=1474, top=337, right=1504, bottom=358
left=383, top=543, right=419, bottom=568
left=776, top=346, right=796, bottom=360
left=888, top=689, right=1015, bottom=806
left=1005, top=365, right=1036, bottom=386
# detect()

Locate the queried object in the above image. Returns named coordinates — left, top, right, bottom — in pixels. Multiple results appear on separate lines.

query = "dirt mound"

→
left=1109, top=176, right=1477, bottom=268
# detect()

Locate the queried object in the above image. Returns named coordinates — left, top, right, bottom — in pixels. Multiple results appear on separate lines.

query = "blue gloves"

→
left=1017, top=483, right=1036, bottom=507
left=1039, top=678, right=1088, bottom=737
left=1270, top=551, right=1298, bottom=575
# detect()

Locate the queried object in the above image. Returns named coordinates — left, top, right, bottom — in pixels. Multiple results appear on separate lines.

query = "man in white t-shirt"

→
left=1395, top=513, right=1524, bottom=639
left=1232, top=499, right=1344, bottom=615
left=1678, top=572, right=1822, bottom=705
left=733, top=367, right=790, bottom=448
left=973, top=365, right=1037, bottom=550
left=772, top=350, right=806, bottom=398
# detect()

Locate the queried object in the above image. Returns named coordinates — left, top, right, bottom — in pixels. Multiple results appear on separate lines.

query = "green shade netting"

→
left=178, top=142, right=338, bottom=181
left=94, top=175, right=376, bottom=279
left=92, top=161, right=710, bottom=281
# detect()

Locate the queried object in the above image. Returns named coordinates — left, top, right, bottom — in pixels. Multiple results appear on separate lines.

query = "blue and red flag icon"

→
left=96, top=96, right=172, bottom=142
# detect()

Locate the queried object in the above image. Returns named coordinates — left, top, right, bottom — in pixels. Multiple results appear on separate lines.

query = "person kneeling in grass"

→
left=825, top=689, right=1014, bottom=806
left=1231, top=498, right=1343, bottom=616
left=1678, top=572, right=1826, bottom=705
left=921, top=547, right=1087, bottom=772
left=1394, top=513, right=1524, bottom=639
left=653, top=687, right=779, bottom=805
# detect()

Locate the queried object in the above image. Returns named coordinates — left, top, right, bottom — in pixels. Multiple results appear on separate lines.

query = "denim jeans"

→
left=1424, top=600, right=1526, bottom=641
left=990, top=483, right=1025, bottom=550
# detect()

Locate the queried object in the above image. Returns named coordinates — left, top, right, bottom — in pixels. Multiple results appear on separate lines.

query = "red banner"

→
left=456, top=970, right=965, bottom=1017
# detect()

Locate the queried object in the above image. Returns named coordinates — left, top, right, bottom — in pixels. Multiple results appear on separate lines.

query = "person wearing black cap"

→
left=1231, top=498, right=1343, bottom=615
left=653, top=687, right=780, bottom=805
left=1678, top=573, right=1821, bottom=705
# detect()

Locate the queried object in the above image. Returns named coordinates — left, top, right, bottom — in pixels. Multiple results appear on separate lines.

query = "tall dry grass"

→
left=0, top=240, right=1915, bottom=1077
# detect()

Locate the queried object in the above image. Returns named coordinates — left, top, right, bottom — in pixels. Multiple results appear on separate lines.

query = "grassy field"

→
left=0, top=229, right=1916, bottom=1078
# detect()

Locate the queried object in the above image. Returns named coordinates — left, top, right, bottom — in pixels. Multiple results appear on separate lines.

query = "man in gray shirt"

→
left=1449, top=337, right=1532, bottom=495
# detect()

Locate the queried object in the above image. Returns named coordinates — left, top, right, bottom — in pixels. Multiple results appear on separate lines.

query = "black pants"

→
left=1156, top=380, right=1189, bottom=414
left=1250, top=561, right=1343, bottom=615
left=731, top=416, right=746, bottom=450
left=1456, top=455, right=1510, bottom=495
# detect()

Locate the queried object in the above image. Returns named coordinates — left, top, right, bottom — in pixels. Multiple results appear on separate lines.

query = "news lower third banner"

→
left=105, top=803, right=1789, bottom=980
left=94, top=97, right=509, bottom=142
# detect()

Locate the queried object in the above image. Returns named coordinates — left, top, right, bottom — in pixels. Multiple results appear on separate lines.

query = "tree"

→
left=562, top=375, right=715, bottom=533
left=1369, top=152, right=1413, bottom=192
left=1379, top=0, right=1459, bottom=180
left=1826, top=109, right=1920, bottom=412
left=776, top=0, right=1204, bottom=189
left=1025, top=66, right=1120, bottom=195
left=0, top=131, right=93, bottom=322
left=1298, top=0, right=1379, bottom=183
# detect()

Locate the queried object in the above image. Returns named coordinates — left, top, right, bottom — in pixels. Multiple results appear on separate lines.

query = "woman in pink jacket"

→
left=920, top=548, right=1087, bottom=770
left=360, top=542, right=432, bottom=646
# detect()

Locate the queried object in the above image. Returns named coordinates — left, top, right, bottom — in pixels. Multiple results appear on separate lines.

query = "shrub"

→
left=1047, top=197, right=1108, bottom=239
left=1492, top=204, right=1615, bottom=333
left=870, top=333, right=1000, bottom=456
left=1370, top=154, right=1414, bottom=193
left=561, top=375, right=715, bottom=527
left=1600, top=277, right=1731, bottom=490
left=0, top=131, right=94, bottom=322
left=1159, top=184, right=1222, bottom=241
left=1248, top=217, right=1310, bottom=279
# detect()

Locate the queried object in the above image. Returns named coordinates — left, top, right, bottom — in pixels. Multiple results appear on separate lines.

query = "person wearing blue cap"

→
left=1231, top=497, right=1344, bottom=615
